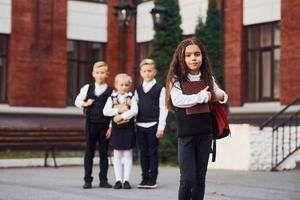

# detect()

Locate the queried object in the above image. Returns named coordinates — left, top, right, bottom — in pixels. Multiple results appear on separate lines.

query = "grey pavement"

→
left=0, top=165, right=299, bottom=200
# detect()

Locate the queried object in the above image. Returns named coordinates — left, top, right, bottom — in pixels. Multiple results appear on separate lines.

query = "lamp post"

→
left=114, top=0, right=167, bottom=84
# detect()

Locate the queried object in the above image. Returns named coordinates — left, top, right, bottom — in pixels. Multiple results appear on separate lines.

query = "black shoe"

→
left=145, top=177, right=157, bottom=189
left=113, top=181, right=122, bottom=189
left=123, top=181, right=131, bottom=189
left=99, top=180, right=112, bottom=188
left=137, top=177, right=148, bottom=189
left=83, top=182, right=92, bottom=189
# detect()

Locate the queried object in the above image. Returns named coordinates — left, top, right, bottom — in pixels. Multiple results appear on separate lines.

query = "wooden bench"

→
left=0, top=128, right=86, bottom=167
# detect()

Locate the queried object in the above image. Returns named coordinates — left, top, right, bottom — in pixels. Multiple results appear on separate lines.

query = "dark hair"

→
left=165, top=37, right=216, bottom=111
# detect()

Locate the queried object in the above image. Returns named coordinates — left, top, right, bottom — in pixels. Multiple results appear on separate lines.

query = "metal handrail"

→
left=260, top=97, right=300, bottom=130
left=258, top=97, right=300, bottom=170
left=273, top=110, right=300, bottom=131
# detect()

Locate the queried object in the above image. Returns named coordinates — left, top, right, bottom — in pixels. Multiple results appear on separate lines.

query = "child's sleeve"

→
left=121, top=97, right=138, bottom=120
left=134, top=90, right=139, bottom=103
left=74, top=84, right=89, bottom=108
left=170, top=81, right=209, bottom=108
left=212, top=78, right=228, bottom=104
left=158, top=88, right=168, bottom=131
left=103, top=97, right=118, bottom=117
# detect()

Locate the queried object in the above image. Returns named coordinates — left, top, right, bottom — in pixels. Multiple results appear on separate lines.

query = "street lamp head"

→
left=114, top=0, right=136, bottom=30
left=151, top=3, right=167, bottom=31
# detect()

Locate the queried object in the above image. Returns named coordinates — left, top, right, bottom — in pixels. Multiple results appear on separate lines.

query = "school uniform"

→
left=103, top=91, right=138, bottom=185
left=135, top=79, right=168, bottom=187
left=171, top=73, right=228, bottom=200
left=75, top=82, right=113, bottom=185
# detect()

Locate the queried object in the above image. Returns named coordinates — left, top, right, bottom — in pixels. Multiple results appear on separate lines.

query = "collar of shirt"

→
left=112, top=92, right=132, bottom=104
left=187, top=72, right=202, bottom=81
left=142, top=79, right=156, bottom=93
left=94, top=83, right=107, bottom=96
left=112, top=91, right=132, bottom=97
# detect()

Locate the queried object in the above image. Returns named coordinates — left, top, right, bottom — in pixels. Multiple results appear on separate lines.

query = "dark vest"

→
left=136, top=83, right=162, bottom=122
left=85, top=83, right=113, bottom=124
left=174, top=107, right=213, bottom=137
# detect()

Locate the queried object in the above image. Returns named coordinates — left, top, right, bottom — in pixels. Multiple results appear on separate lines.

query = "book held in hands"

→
left=181, top=80, right=210, bottom=115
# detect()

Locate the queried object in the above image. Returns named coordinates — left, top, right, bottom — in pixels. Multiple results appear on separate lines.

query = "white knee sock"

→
left=113, top=150, right=123, bottom=182
left=123, top=149, right=133, bottom=182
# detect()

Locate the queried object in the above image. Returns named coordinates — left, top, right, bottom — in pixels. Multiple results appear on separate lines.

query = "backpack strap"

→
left=211, top=137, right=216, bottom=162
left=111, top=95, right=119, bottom=107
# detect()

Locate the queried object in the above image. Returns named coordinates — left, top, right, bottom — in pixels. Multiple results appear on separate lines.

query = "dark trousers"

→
left=137, top=124, right=159, bottom=179
left=178, top=134, right=212, bottom=200
left=84, top=122, right=109, bottom=183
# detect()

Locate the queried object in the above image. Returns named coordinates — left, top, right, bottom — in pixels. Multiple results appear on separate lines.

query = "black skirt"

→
left=111, top=120, right=135, bottom=150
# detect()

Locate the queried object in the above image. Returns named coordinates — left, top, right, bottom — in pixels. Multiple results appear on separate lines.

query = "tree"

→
left=150, top=0, right=182, bottom=164
left=195, top=0, right=224, bottom=87
left=150, top=0, right=182, bottom=85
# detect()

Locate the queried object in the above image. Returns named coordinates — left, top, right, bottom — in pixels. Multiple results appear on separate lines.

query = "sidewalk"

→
left=0, top=165, right=299, bottom=200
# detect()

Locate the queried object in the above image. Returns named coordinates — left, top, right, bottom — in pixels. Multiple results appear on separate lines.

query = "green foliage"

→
left=195, top=0, right=224, bottom=87
left=150, top=0, right=182, bottom=165
left=159, top=113, right=178, bottom=165
left=150, top=0, right=182, bottom=85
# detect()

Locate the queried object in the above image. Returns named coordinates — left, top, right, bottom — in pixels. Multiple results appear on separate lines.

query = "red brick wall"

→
left=223, top=0, right=243, bottom=106
left=8, top=0, right=67, bottom=107
left=106, top=0, right=135, bottom=87
left=280, top=0, right=300, bottom=105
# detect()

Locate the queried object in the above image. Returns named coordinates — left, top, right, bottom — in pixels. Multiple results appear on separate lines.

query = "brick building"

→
left=0, top=0, right=299, bottom=116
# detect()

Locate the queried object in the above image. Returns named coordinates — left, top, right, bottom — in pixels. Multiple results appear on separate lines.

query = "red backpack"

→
left=209, top=102, right=230, bottom=162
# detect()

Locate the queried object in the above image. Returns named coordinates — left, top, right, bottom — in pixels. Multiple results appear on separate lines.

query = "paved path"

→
left=0, top=166, right=299, bottom=200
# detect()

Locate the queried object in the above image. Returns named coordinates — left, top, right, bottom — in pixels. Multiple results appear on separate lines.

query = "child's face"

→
left=92, top=67, right=108, bottom=84
left=184, top=44, right=202, bottom=75
left=115, top=79, right=131, bottom=95
left=140, top=64, right=157, bottom=82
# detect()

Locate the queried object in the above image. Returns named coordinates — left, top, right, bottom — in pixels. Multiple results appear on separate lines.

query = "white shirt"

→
left=103, top=91, right=138, bottom=120
left=74, top=83, right=108, bottom=108
left=170, top=73, right=228, bottom=108
left=134, top=79, right=168, bottom=131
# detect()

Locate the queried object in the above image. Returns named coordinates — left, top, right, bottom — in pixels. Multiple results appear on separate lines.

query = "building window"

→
left=0, top=34, right=8, bottom=103
left=67, top=40, right=105, bottom=105
left=245, top=22, right=280, bottom=102
left=138, top=42, right=152, bottom=62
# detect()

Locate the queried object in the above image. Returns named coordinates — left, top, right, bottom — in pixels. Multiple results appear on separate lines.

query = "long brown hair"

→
left=165, top=37, right=216, bottom=111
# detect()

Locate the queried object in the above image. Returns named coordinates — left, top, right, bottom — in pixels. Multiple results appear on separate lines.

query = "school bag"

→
left=209, top=102, right=230, bottom=162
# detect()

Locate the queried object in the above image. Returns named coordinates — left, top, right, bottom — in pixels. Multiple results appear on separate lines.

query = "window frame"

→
left=0, top=34, right=9, bottom=103
left=67, top=40, right=105, bottom=106
left=245, top=21, right=280, bottom=102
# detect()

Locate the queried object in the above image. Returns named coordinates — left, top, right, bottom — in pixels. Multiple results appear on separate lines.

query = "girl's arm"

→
left=103, top=98, right=119, bottom=117
left=212, top=78, right=228, bottom=104
left=171, top=81, right=210, bottom=108
left=120, top=97, right=138, bottom=120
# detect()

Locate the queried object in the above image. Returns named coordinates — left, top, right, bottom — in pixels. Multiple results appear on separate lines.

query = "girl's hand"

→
left=156, top=130, right=164, bottom=139
left=199, top=86, right=210, bottom=103
left=106, top=128, right=112, bottom=139
left=83, top=99, right=94, bottom=107
left=113, top=115, right=123, bottom=123
left=207, top=91, right=211, bottom=101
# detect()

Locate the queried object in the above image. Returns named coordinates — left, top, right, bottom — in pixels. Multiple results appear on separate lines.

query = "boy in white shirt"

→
left=75, top=61, right=113, bottom=189
left=134, top=59, right=168, bottom=189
